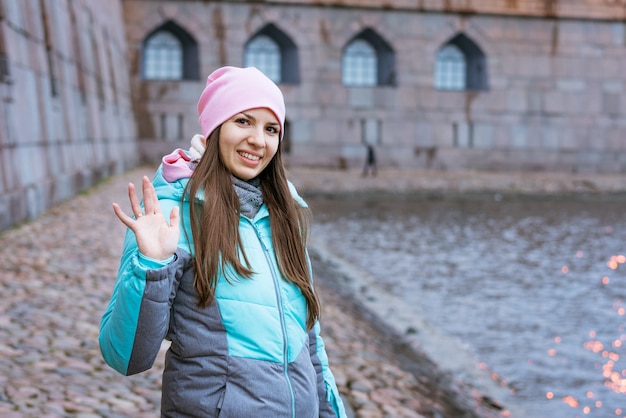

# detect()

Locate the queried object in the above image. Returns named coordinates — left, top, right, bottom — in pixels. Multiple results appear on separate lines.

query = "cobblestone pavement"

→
left=0, top=165, right=557, bottom=418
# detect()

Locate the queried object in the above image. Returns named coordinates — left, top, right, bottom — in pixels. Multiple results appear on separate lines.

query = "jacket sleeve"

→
left=98, top=197, right=186, bottom=376
left=309, top=322, right=347, bottom=418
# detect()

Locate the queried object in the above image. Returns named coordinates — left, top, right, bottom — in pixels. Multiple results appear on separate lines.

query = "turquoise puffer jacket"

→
left=99, top=162, right=346, bottom=418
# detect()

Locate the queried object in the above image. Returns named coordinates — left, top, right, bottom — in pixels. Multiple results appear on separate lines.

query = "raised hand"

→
left=112, top=176, right=180, bottom=260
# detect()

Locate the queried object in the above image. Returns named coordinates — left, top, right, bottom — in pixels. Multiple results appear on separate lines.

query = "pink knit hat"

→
left=197, top=66, right=286, bottom=140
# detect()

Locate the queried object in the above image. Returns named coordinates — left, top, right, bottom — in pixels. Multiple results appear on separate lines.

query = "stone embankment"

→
left=287, top=166, right=626, bottom=197
left=2, top=165, right=624, bottom=417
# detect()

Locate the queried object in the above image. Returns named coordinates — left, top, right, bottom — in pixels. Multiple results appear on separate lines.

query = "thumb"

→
left=169, top=205, right=180, bottom=230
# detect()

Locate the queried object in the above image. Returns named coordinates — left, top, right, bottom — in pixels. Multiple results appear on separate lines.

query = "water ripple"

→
left=309, top=196, right=626, bottom=418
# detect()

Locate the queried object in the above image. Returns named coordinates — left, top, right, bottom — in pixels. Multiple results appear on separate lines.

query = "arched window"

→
left=141, top=20, right=199, bottom=81
left=435, top=44, right=466, bottom=90
left=434, top=33, right=488, bottom=91
left=342, top=28, right=396, bottom=87
left=243, top=24, right=300, bottom=84
left=144, top=31, right=182, bottom=80
left=342, top=39, right=377, bottom=87
left=244, top=35, right=281, bottom=83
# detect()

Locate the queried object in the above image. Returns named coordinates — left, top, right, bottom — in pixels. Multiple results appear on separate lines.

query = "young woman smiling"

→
left=99, top=66, right=347, bottom=418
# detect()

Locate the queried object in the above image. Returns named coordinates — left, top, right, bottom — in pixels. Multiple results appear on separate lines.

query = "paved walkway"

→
left=3, top=165, right=604, bottom=417
left=287, top=166, right=626, bottom=196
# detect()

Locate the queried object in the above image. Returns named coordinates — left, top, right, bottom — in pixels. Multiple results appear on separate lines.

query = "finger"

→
left=112, top=202, right=135, bottom=228
left=142, top=176, right=158, bottom=215
left=147, top=176, right=160, bottom=213
left=127, top=182, right=143, bottom=217
left=169, top=206, right=180, bottom=230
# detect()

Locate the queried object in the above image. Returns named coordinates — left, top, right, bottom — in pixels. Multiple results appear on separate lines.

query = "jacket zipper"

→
left=251, top=220, right=296, bottom=418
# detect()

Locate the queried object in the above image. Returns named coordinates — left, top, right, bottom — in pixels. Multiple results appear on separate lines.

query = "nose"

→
left=246, top=127, right=265, bottom=147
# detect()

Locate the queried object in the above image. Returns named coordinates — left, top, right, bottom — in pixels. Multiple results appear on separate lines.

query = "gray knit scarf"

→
left=231, top=175, right=264, bottom=218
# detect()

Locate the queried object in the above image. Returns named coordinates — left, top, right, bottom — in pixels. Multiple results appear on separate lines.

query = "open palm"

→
left=112, top=176, right=180, bottom=260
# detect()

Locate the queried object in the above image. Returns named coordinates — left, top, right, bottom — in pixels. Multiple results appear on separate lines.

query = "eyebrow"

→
left=241, top=112, right=255, bottom=121
left=241, top=112, right=279, bottom=127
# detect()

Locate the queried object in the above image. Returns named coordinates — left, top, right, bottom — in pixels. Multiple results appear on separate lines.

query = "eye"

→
left=266, top=125, right=279, bottom=135
left=235, top=117, right=250, bottom=125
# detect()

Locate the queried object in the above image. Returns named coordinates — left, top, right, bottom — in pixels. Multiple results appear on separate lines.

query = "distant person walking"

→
left=362, top=143, right=377, bottom=177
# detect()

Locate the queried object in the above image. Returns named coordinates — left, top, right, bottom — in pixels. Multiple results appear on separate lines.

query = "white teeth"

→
left=239, top=152, right=260, bottom=161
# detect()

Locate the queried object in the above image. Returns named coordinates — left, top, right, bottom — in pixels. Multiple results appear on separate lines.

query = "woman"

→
left=99, top=66, right=347, bottom=418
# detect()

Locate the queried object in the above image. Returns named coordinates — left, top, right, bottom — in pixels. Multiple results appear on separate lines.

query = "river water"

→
left=308, top=195, right=626, bottom=418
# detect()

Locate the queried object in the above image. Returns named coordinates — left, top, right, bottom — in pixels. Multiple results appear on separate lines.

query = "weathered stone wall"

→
left=124, top=0, right=626, bottom=173
left=0, top=0, right=138, bottom=232
left=263, top=0, right=626, bottom=20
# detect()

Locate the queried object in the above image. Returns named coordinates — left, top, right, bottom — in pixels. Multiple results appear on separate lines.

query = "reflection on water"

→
left=309, top=195, right=626, bottom=418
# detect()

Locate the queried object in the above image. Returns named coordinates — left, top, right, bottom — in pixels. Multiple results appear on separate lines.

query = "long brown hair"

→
left=183, top=128, right=320, bottom=330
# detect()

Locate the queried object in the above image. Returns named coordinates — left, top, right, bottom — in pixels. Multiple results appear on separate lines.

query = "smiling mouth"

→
left=239, top=151, right=261, bottom=161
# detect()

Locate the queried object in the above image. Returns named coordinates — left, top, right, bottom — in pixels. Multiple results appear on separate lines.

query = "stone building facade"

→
left=124, top=0, right=626, bottom=173
left=1, top=0, right=625, bottom=232
left=0, top=0, right=137, bottom=231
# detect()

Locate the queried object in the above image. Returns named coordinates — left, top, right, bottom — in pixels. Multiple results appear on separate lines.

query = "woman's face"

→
left=218, top=108, right=280, bottom=180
